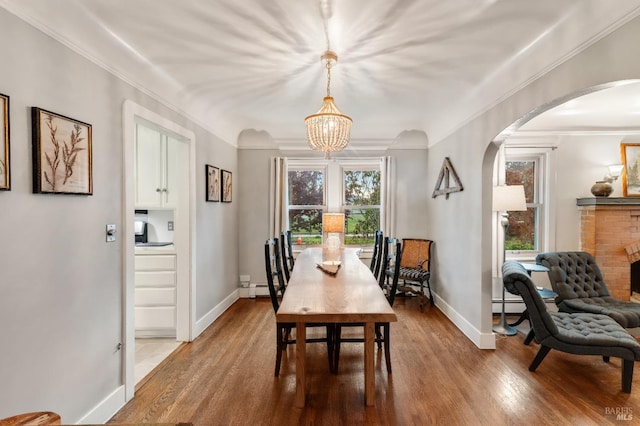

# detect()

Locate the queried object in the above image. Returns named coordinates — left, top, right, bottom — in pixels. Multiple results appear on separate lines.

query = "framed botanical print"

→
left=206, top=164, right=220, bottom=202
left=221, top=169, right=232, bottom=203
left=621, top=143, right=640, bottom=197
left=32, top=107, right=92, bottom=195
left=0, top=93, right=9, bottom=191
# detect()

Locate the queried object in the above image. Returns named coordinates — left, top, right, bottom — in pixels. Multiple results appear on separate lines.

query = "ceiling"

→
left=3, top=0, right=640, bottom=147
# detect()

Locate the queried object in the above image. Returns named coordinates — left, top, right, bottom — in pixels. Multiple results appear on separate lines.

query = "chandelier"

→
left=305, top=50, right=352, bottom=158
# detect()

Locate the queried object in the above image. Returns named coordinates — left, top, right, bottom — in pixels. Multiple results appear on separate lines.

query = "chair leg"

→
left=529, top=345, right=552, bottom=372
left=333, top=325, right=342, bottom=374
left=622, top=359, right=634, bottom=393
left=523, top=329, right=535, bottom=346
left=327, top=325, right=335, bottom=373
left=375, top=325, right=382, bottom=349
left=275, top=324, right=284, bottom=376
left=424, top=278, right=434, bottom=306
left=383, top=323, right=391, bottom=374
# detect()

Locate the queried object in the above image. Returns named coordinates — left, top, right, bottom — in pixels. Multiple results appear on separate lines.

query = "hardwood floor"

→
left=109, top=297, right=638, bottom=425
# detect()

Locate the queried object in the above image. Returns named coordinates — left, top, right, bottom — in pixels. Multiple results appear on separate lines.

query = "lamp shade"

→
left=492, top=185, right=527, bottom=212
left=609, top=164, right=624, bottom=178
left=323, top=213, right=344, bottom=233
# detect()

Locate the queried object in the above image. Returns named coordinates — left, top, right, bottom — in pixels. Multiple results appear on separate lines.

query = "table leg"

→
left=364, top=322, right=375, bottom=406
left=296, top=322, right=306, bottom=407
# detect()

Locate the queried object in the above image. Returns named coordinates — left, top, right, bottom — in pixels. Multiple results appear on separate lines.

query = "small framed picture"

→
left=0, top=93, right=9, bottom=191
left=221, top=169, right=232, bottom=203
left=32, top=107, right=92, bottom=195
left=621, top=143, right=640, bottom=197
left=206, top=164, right=220, bottom=202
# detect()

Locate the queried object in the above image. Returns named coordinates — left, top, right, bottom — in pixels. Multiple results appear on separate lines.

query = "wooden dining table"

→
left=276, top=247, right=397, bottom=407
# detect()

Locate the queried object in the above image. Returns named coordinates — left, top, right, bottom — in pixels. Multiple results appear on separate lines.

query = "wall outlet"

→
left=240, top=275, right=250, bottom=287
left=168, top=221, right=174, bottom=231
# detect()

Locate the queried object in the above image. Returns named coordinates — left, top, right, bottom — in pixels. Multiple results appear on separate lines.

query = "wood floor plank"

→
left=109, top=298, right=638, bottom=425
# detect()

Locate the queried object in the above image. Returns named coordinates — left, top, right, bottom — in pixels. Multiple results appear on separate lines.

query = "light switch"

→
left=168, top=221, right=174, bottom=231
left=106, top=224, right=116, bottom=242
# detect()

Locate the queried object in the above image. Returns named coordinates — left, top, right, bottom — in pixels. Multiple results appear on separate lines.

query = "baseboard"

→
left=436, top=293, right=497, bottom=350
left=194, top=289, right=240, bottom=338
left=77, top=385, right=126, bottom=424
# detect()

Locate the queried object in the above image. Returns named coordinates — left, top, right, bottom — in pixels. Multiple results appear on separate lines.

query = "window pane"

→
left=505, top=161, right=535, bottom=202
left=344, top=208, right=380, bottom=245
left=288, top=170, right=324, bottom=205
left=505, top=207, right=537, bottom=250
left=344, top=170, right=380, bottom=205
left=289, top=209, right=322, bottom=244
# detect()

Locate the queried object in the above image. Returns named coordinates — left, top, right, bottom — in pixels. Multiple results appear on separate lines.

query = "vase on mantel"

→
left=590, top=180, right=613, bottom=197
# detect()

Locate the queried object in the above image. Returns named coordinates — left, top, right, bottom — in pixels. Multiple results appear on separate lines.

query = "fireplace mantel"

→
left=577, top=198, right=640, bottom=300
left=577, top=197, right=640, bottom=206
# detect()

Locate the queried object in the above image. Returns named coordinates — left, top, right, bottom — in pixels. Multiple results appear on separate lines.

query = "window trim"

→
left=503, top=147, right=553, bottom=261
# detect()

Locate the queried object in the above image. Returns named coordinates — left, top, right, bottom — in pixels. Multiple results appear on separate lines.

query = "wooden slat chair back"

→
left=265, top=238, right=286, bottom=301
left=280, top=230, right=295, bottom=282
left=369, top=230, right=384, bottom=280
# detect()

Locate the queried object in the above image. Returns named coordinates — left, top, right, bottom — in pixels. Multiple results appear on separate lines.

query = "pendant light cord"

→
left=326, top=59, right=332, bottom=97
left=320, top=0, right=333, bottom=98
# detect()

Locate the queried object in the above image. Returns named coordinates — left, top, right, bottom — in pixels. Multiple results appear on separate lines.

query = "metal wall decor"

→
left=432, top=157, right=463, bottom=199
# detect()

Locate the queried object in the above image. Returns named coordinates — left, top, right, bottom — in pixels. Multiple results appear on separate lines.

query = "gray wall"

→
left=237, top=145, right=429, bottom=286
left=0, top=8, right=237, bottom=422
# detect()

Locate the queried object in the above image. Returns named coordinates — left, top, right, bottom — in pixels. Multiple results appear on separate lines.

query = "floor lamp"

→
left=492, top=185, right=527, bottom=335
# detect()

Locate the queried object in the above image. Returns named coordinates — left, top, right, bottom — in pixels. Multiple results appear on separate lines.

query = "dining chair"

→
left=333, top=237, right=402, bottom=374
left=264, top=238, right=334, bottom=376
left=280, top=230, right=295, bottom=282
left=395, top=238, right=434, bottom=310
left=369, top=230, right=384, bottom=280
left=266, top=238, right=286, bottom=297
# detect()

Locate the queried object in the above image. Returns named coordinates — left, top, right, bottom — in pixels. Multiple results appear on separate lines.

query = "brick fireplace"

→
left=577, top=197, right=640, bottom=300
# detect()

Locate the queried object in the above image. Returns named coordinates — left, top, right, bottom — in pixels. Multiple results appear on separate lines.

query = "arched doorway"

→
left=483, top=79, right=640, bottom=339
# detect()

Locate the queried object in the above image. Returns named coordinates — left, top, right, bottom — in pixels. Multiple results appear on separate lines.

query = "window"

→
left=286, top=159, right=384, bottom=247
left=504, top=152, right=546, bottom=257
left=343, top=169, right=381, bottom=245
left=288, top=167, right=325, bottom=245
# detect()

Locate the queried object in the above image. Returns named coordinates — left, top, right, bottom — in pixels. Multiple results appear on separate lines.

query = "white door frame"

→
left=122, top=100, right=197, bottom=401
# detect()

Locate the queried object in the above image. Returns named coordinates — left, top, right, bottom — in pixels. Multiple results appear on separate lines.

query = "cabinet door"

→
left=164, top=136, right=188, bottom=208
left=135, top=124, right=164, bottom=207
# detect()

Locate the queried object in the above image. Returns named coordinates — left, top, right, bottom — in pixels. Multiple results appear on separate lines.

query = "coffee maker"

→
left=134, top=220, right=148, bottom=243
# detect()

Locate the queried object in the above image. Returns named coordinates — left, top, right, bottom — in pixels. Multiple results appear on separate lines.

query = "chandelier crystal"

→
left=305, top=50, right=352, bottom=158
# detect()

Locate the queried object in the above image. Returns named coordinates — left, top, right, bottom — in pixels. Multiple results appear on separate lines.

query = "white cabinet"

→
left=135, top=252, right=177, bottom=338
left=134, top=123, right=183, bottom=208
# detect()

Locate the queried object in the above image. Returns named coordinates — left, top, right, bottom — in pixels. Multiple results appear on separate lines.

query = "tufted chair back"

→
left=502, top=261, right=558, bottom=342
left=535, top=251, right=610, bottom=303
